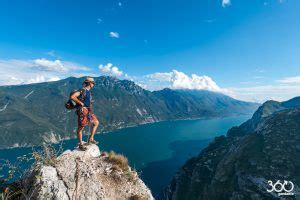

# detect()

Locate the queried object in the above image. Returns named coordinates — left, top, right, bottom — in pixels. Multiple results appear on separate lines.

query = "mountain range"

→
left=164, top=97, right=300, bottom=199
left=0, top=76, right=259, bottom=149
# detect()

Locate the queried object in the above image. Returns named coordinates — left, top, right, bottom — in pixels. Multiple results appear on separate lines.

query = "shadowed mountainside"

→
left=164, top=97, right=300, bottom=200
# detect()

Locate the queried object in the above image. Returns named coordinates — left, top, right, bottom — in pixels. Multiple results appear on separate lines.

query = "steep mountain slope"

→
left=0, top=76, right=259, bottom=149
left=227, top=97, right=300, bottom=137
left=153, top=89, right=257, bottom=118
left=164, top=98, right=300, bottom=200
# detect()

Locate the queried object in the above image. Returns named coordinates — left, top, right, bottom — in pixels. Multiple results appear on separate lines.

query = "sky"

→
left=0, top=0, right=300, bottom=102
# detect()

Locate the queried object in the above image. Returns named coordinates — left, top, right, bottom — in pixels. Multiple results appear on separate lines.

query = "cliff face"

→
left=22, top=144, right=153, bottom=200
left=164, top=99, right=300, bottom=200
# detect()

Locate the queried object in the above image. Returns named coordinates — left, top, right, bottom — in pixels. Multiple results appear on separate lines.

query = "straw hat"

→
left=83, top=77, right=95, bottom=85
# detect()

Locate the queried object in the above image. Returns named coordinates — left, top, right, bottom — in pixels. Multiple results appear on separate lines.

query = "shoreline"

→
left=0, top=114, right=251, bottom=150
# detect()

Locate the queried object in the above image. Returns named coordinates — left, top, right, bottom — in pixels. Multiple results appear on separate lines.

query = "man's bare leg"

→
left=77, top=126, right=84, bottom=145
left=89, top=120, right=99, bottom=142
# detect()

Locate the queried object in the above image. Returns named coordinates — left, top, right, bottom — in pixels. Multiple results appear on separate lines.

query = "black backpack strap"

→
left=78, top=88, right=86, bottom=94
left=78, top=88, right=87, bottom=102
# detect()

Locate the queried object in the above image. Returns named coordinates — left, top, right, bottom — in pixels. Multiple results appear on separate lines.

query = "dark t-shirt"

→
left=83, top=89, right=91, bottom=107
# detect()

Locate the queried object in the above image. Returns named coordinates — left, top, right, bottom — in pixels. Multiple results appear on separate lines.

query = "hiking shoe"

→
left=78, top=144, right=87, bottom=151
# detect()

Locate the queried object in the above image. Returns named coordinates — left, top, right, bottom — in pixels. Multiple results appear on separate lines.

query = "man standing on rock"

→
left=71, top=77, right=99, bottom=151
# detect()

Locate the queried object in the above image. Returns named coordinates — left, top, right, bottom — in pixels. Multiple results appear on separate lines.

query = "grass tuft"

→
left=106, top=151, right=129, bottom=172
left=130, top=194, right=144, bottom=200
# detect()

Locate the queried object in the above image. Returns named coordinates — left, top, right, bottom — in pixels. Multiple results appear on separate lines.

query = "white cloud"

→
left=2, top=57, right=300, bottom=104
left=0, top=58, right=90, bottom=86
left=26, top=75, right=60, bottom=84
left=143, top=70, right=300, bottom=103
left=33, top=59, right=67, bottom=72
left=109, top=32, right=120, bottom=38
left=146, top=72, right=173, bottom=82
left=222, top=0, right=231, bottom=7
left=99, top=63, right=123, bottom=77
left=173, top=71, right=221, bottom=91
left=32, top=58, right=90, bottom=72
left=277, top=76, right=300, bottom=84
left=97, top=18, right=102, bottom=24
left=111, top=66, right=123, bottom=76
left=145, top=70, right=222, bottom=92
left=137, top=83, right=147, bottom=89
left=124, top=73, right=130, bottom=79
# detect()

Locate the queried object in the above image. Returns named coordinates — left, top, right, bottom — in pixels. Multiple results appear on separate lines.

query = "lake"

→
left=0, top=115, right=250, bottom=197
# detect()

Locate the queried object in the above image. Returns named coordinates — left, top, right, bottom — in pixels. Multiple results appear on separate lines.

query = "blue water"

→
left=0, top=115, right=250, bottom=197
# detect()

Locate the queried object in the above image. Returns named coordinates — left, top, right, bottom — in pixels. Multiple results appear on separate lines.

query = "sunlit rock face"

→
left=23, top=144, right=154, bottom=200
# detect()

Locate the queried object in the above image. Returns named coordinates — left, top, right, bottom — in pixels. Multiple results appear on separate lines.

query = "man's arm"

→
left=71, top=91, right=84, bottom=107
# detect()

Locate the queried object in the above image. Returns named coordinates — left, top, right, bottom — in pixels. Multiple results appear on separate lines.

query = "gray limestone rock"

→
left=23, top=144, right=153, bottom=200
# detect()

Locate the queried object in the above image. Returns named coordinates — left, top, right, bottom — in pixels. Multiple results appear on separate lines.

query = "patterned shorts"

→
left=77, top=107, right=98, bottom=127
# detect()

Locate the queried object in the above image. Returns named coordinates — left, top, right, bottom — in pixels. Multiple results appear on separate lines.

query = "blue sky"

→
left=0, top=0, right=300, bottom=102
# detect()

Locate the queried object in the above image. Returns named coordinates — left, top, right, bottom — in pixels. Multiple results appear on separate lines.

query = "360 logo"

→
left=267, top=180, right=294, bottom=196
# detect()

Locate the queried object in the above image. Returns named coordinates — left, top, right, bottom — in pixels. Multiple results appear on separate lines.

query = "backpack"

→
left=65, top=88, right=86, bottom=110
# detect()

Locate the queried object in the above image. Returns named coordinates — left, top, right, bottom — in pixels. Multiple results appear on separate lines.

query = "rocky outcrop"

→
left=164, top=99, right=300, bottom=200
left=22, top=144, right=153, bottom=200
